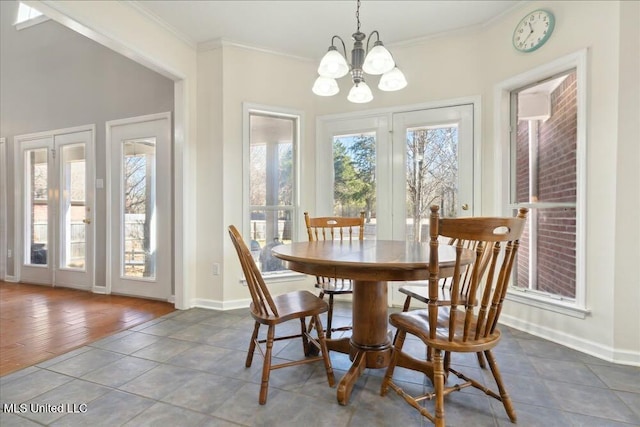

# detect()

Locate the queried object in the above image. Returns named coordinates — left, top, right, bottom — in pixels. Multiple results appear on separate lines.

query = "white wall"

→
left=613, top=0, right=640, bottom=361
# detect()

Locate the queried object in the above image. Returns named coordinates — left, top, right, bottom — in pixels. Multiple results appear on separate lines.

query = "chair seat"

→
left=389, top=309, right=501, bottom=353
left=315, top=278, right=353, bottom=294
left=251, top=290, right=329, bottom=325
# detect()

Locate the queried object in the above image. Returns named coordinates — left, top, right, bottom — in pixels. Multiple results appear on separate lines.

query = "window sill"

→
left=240, top=271, right=307, bottom=286
left=15, top=15, right=50, bottom=31
left=506, top=288, right=590, bottom=319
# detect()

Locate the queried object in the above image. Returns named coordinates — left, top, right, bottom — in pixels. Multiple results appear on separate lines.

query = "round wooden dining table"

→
left=272, top=239, right=473, bottom=406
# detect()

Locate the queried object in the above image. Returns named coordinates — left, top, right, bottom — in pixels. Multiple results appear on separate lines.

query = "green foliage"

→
left=332, top=135, right=375, bottom=218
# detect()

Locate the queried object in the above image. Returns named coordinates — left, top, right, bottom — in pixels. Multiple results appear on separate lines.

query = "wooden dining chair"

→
left=380, top=206, right=528, bottom=426
left=303, top=211, right=366, bottom=338
left=398, top=236, right=495, bottom=369
left=228, top=225, right=335, bottom=404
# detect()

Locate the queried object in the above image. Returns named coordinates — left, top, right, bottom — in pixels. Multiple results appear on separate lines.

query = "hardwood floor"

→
left=0, top=281, right=175, bottom=376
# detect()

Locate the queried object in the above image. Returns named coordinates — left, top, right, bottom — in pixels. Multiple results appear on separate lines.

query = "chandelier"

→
left=312, top=0, right=407, bottom=103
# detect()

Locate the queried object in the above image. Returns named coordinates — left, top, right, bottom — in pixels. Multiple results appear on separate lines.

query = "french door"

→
left=16, top=127, right=95, bottom=289
left=391, top=104, right=475, bottom=237
left=317, top=103, right=476, bottom=305
left=107, top=113, right=172, bottom=300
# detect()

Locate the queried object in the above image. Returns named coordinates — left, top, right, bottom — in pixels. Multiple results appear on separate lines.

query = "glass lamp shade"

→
left=347, top=82, right=373, bottom=103
left=378, top=67, right=407, bottom=91
left=317, top=48, right=349, bottom=78
left=362, top=44, right=395, bottom=75
left=312, top=76, right=340, bottom=96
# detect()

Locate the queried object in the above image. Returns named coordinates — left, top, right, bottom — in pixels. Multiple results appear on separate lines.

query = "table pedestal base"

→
left=325, top=280, right=391, bottom=405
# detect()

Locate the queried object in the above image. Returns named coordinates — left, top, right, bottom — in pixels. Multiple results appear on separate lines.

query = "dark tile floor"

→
left=1, top=302, right=639, bottom=426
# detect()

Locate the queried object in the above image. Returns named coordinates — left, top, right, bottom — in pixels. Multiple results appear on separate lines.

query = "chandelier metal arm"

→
left=331, top=35, right=348, bottom=60
left=365, top=30, right=380, bottom=53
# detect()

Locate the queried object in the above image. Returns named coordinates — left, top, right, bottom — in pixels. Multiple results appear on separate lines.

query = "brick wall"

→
left=516, top=71, right=577, bottom=298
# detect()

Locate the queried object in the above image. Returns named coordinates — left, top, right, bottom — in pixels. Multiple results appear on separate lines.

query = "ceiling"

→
left=129, top=1, right=524, bottom=60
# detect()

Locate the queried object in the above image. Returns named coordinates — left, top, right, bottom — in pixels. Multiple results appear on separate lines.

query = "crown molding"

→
left=198, top=37, right=314, bottom=62
left=125, top=0, right=197, bottom=50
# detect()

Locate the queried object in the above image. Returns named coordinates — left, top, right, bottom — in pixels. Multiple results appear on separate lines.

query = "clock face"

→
left=513, top=10, right=555, bottom=53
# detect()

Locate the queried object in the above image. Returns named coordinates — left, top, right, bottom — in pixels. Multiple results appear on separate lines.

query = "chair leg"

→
left=485, top=350, right=517, bottom=423
left=476, top=351, right=487, bottom=369
left=326, top=293, right=334, bottom=339
left=246, top=321, right=260, bottom=367
left=300, top=317, right=311, bottom=356
left=314, top=314, right=335, bottom=387
left=433, top=349, right=446, bottom=427
left=402, top=295, right=412, bottom=312
left=381, top=329, right=406, bottom=396
left=259, top=325, right=275, bottom=405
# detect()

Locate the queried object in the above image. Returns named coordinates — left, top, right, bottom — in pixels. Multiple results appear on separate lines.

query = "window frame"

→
left=495, top=49, right=588, bottom=318
left=242, top=103, right=302, bottom=279
left=15, top=2, right=50, bottom=31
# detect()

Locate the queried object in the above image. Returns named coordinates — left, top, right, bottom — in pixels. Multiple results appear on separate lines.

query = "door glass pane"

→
left=25, top=148, right=48, bottom=265
left=332, top=132, right=376, bottom=238
left=60, top=144, right=86, bottom=270
left=122, top=138, right=156, bottom=279
left=405, top=125, right=459, bottom=242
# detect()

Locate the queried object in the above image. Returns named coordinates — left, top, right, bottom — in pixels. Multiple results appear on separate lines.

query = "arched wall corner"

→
left=26, top=0, right=199, bottom=309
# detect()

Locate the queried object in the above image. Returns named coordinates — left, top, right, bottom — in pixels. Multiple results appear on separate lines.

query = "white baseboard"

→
left=500, top=313, right=640, bottom=367
left=3, top=275, right=18, bottom=282
left=92, top=285, right=108, bottom=294
left=191, top=297, right=251, bottom=311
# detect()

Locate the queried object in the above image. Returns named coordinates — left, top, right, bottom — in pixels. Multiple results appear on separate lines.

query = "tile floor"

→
left=1, top=302, right=639, bottom=427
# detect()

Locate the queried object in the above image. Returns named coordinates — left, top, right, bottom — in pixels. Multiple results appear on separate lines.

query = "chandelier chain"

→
left=356, top=0, right=361, bottom=32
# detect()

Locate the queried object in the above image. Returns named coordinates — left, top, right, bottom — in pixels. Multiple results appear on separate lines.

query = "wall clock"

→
left=513, top=9, right=555, bottom=53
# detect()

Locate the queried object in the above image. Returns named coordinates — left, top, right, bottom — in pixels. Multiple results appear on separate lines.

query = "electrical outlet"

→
left=7, top=249, right=12, bottom=258
left=212, top=263, right=220, bottom=275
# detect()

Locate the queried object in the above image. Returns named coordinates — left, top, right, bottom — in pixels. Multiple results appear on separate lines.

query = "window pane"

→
left=60, top=144, right=86, bottom=269
left=16, top=3, right=43, bottom=24
left=121, top=139, right=156, bottom=279
left=25, top=148, right=48, bottom=265
left=249, top=209, right=293, bottom=272
left=249, top=115, right=294, bottom=207
left=332, top=133, right=376, bottom=238
left=405, top=125, right=459, bottom=242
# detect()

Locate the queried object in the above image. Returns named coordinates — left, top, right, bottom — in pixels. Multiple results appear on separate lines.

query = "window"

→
left=245, top=106, right=298, bottom=274
left=499, top=51, right=587, bottom=316
left=15, top=3, right=49, bottom=30
left=512, top=70, right=578, bottom=300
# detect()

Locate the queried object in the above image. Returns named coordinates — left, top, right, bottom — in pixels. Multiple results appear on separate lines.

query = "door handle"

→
left=83, top=218, right=91, bottom=224
left=461, top=204, right=469, bottom=211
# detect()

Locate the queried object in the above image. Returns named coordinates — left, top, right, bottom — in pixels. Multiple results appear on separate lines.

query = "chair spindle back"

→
left=304, top=212, right=366, bottom=242
left=228, top=225, right=279, bottom=318
left=427, top=206, right=528, bottom=345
